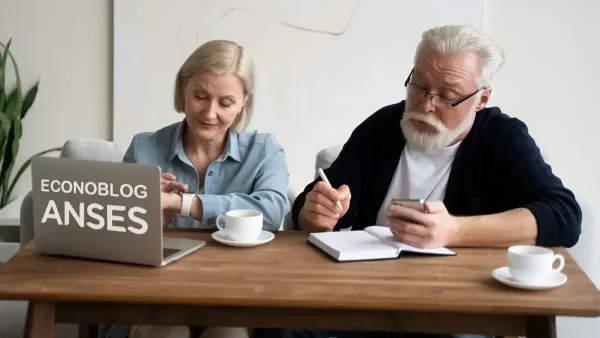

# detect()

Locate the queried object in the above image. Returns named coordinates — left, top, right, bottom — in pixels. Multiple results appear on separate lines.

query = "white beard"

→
left=400, top=100, right=478, bottom=151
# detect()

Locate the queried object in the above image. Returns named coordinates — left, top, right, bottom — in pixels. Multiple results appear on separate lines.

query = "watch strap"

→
left=179, top=193, right=194, bottom=218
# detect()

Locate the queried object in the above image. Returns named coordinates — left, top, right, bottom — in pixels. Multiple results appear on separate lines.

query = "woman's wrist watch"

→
left=179, top=193, right=195, bottom=218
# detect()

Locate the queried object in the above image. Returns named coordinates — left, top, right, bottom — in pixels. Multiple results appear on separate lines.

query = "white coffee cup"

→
left=215, top=210, right=263, bottom=242
left=507, top=245, right=565, bottom=285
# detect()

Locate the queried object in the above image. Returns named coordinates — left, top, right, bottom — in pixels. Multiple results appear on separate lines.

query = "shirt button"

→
left=208, top=171, right=214, bottom=176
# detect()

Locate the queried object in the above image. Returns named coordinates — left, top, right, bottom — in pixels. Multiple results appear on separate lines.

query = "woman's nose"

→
left=201, top=100, right=218, bottom=118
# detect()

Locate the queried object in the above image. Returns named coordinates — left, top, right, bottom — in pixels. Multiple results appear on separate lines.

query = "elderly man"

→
left=254, top=24, right=581, bottom=338
left=296, top=24, right=581, bottom=250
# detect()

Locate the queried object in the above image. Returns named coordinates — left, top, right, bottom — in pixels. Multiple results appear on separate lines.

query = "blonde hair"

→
left=174, top=40, right=255, bottom=131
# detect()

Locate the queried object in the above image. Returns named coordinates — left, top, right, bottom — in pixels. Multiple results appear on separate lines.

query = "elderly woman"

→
left=123, top=39, right=290, bottom=231
left=100, top=40, right=289, bottom=338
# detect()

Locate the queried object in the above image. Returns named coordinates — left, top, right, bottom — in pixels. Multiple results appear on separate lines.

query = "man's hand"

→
left=299, top=182, right=351, bottom=232
left=386, top=201, right=460, bottom=249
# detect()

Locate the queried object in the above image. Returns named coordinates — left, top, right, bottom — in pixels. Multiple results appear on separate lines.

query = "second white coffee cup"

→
left=507, top=245, right=565, bottom=285
left=216, top=209, right=263, bottom=242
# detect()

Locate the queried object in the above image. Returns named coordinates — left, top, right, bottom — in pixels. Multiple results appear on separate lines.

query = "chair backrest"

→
left=314, top=145, right=343, bottom=179
left=20, top=138, right=127, bottom=247
left=60, top=138, right=127, bottom=163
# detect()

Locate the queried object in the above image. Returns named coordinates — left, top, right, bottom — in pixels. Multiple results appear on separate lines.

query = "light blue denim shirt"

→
left=121, top=119, right=290, bottom=231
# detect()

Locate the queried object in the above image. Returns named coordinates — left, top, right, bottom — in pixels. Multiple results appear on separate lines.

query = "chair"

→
left=314, top=145, right=343, bottom=179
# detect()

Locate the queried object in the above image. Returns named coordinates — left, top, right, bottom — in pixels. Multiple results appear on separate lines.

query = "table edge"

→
left=1, top=292, right=599, bottom=318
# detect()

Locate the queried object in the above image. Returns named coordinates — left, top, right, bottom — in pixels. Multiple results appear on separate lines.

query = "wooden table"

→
left=0, top=230, right=598, bottom=338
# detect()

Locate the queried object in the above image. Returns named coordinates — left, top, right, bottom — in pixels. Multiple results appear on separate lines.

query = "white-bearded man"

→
left=252, top=24, right=582, bottom=338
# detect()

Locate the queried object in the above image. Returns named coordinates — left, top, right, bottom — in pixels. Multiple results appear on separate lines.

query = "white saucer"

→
left=211, top=230, right=275, bottom=247
left=491, top=267, right=567, bottom=290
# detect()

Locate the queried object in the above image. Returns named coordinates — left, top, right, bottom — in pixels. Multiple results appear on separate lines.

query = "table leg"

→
left=79, top=324, right=99, bottom=338
left=526, top=316, right=556, bottom=338
left=24, top=301, right=56, bottom=338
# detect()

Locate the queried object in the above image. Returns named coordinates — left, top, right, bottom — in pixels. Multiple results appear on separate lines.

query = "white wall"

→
left=0, top=0, right=112, bottom=200
left=113, top=0, right=485, bottom=194
left=0, top=0, right=597, bottom=337
left=485, top=0, right=600, bottom=336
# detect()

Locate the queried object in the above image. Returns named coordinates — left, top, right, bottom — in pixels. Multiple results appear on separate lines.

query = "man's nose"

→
left=419, top=92, right=436, bottom=114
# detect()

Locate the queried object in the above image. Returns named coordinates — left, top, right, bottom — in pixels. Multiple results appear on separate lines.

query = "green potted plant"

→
left=0, top=39, right=61, bottom=209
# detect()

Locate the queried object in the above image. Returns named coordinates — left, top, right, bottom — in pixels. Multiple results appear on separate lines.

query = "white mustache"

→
left=403, top=111, right=449, bottom=133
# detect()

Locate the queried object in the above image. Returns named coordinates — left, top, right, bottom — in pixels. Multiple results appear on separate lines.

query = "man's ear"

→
left=476, top=87, right=492, bottom=111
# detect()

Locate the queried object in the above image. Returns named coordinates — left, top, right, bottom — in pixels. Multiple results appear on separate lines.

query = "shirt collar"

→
left=222, top=128, right=241, bottom=162
left=169, top=119, right=241, bottom=163
left=168, top=119, right=185, bottom=162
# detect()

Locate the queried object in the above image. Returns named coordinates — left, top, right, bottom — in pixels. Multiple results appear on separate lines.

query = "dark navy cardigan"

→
left=292, top=101, right=582, bottom=248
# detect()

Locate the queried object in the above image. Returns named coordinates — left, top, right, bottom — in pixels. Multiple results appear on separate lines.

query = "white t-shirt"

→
left=375, top=141, right=461, bottom=226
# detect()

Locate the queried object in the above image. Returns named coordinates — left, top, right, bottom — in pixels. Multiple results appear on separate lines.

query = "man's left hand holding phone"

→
left=386, top=198, right=460, bottom=249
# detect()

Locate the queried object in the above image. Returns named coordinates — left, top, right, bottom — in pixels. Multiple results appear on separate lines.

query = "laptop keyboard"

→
left=163, top=247, right=180, bottom=258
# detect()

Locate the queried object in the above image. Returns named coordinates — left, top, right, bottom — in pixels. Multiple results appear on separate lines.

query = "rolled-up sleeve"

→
left=197, top=134, right=290, bottom=231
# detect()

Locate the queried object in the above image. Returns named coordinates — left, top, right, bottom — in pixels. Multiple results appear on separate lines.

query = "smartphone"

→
left=391, top=198, right=425, bottom=212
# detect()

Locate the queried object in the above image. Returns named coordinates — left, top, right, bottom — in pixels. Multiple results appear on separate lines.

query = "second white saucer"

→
left=491, top=266, right=567, bottom=290
left=211, top=230, right=275, bottom=248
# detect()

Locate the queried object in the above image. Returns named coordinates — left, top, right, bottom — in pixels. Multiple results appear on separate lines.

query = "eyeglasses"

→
left=404, top=68, right=484, bottom=108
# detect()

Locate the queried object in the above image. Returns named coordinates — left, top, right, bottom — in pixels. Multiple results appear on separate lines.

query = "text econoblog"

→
left=39, top=179, right=150, bottom=235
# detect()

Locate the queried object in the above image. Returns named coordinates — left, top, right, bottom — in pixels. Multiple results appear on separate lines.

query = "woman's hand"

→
left=161, top=173, right=188, bottom=193
left=161, top=192, right=182, bottom=228
left=160, top=173, right=187, bottom=227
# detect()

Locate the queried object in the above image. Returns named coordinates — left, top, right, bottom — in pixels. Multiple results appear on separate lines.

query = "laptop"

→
left=30, top=156, right=205, bottom=267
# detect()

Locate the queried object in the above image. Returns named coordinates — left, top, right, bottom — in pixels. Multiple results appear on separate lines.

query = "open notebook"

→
left=308, top=226, right=456, bottom=262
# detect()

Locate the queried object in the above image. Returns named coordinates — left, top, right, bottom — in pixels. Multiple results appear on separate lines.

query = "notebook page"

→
left=364, top=226, right=456, bottom=255
left=308, top=230, right=399, bottom=261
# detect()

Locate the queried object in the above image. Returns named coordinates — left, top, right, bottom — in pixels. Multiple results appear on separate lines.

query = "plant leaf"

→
left=0, top=80, right=9, bottom=163
left=5, top=146, right=62, bottom=202
left=21, top=81, right=39, bottom=119
left=7, top=55, right=22, bottom=122
left=0, top=39, right=11, bottom=99
left=0, top=112, right=10, bottom=143
left=0, top=114, right=10, bottom=174
left=0, top=48, right=3, bottom=97
left=3, top=89, right=18, bottom=118
left=0, top=45, right=4, bottom=110
left=0, top=118, right=21, bottom=207
left=0, top=112, right=9, bottom=130
left=0, top=41, right=23, bottom=122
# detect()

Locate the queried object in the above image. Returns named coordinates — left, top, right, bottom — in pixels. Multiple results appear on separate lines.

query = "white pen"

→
left=317, top=168, right=343, bottom=212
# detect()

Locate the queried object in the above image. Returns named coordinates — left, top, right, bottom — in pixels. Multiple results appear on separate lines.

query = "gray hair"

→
left=414, top=25, right=505, bottom=88
left=174, top=40, right=255, bottom=132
